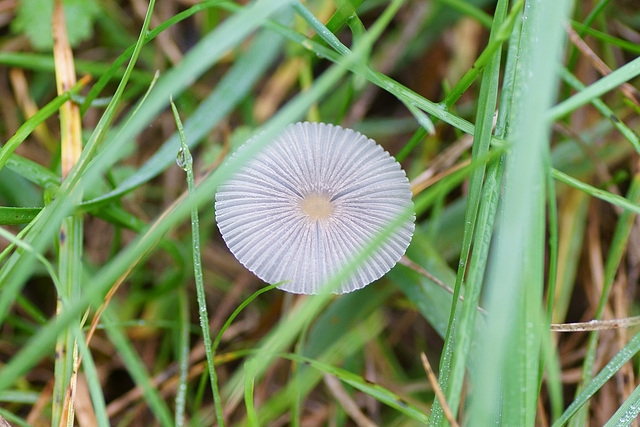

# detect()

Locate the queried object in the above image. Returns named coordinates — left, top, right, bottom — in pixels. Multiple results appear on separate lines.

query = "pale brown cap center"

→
left=299, top=194, right=334, bottom=221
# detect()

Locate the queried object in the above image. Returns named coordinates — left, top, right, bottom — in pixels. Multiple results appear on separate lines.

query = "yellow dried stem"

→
left=52, top=0, right=82, bottom=179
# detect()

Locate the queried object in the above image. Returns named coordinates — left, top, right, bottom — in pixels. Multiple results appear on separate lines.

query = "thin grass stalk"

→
left=171, top=100, right=224, bottom=426
left=51, top=0, right=83, bottom=424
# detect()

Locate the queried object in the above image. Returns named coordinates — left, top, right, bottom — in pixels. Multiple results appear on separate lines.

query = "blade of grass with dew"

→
left=440, top=0, right=522, bottom=110
left=553, top=329, right=640, bottom=426
left=0, top=5, right=355, bottom=393
left=433, top=0, right=509, bottom=423
left=603, top=384, right=640, bottom=427
left=102, top=309, right=173, bottom=426
left=570, top=175, right=640, bottom=426
left=83, top=23, right=286, bottom=208
left=171, top=99, right=224, bottom=426
left=469, top=0, right=573, bottom=424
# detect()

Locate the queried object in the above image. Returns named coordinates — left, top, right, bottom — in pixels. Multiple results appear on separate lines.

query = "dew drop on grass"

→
left=176, top=148, right=189, bottom=171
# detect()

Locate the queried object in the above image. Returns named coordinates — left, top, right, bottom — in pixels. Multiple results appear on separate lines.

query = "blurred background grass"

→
left=1, top=0, right=640, bottom=425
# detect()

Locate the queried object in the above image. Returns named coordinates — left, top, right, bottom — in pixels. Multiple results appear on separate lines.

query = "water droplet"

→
left=176, top=147, right=191, bottom=171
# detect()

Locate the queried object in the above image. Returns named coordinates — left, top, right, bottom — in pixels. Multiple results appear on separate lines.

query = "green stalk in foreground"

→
left=171, top=99, right=224, bottom=426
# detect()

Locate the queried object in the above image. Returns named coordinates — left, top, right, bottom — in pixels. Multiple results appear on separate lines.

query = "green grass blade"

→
left=552, top=169, right=640, bottom=215
left=603, top=385, right=640, bottom=427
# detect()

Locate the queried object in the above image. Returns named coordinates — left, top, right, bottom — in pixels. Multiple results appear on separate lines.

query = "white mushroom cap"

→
left=215, top=122, right=415, bottom=294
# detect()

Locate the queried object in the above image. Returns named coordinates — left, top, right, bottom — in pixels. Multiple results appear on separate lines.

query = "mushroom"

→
left=215, top=122, right=415, bottom=294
